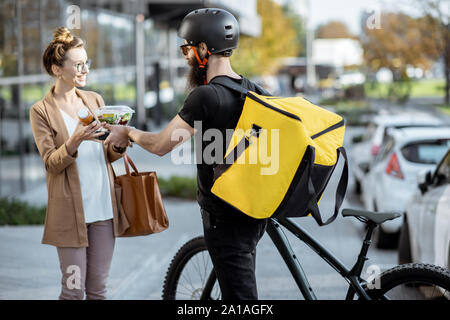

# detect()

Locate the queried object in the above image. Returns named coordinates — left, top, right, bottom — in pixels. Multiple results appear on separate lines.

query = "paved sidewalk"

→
left=0, top=126, right=398, bottom=300
left=0, top=198, right=203, bottom=300
left=1, top=126, right=200, bottom=299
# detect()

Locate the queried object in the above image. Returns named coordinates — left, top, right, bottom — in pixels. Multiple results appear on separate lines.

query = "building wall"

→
left=0, top=0, right=139, bottom=197
left=313, top=38, right=363, bottom=68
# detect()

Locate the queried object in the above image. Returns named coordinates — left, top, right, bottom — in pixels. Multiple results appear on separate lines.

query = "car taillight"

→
left=385, top=152, right=404, bottom=179
left=371, top=144, right=380, bottom=157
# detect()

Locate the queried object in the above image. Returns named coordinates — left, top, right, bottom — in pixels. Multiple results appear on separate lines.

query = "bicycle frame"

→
left=266, top=217, right=377, bottom=300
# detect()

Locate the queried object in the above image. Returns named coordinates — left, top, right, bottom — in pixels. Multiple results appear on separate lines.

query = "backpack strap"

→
left=210, top=76, right=272, bottom=97
left=307, top=147, right=349, bottom=226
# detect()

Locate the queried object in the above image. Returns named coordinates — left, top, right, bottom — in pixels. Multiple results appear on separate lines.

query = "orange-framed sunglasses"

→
left=180, top=44, right=193, bottom=56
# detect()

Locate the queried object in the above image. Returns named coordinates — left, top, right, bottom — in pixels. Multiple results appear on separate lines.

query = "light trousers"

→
left=56, top=219, right=115, bottom=300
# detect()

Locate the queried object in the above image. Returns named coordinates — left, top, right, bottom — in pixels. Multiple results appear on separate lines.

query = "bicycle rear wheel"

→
left=365, top=263, right=450, bottom=300
left=162, top=236, right=221, bottom=300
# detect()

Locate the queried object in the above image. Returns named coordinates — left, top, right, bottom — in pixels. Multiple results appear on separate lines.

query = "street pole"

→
left=135, top=13, right=146, bottom=130
left=0, top=98, right=3, bottom=196
left=154, top=62, right=162, bottom=127
left=305, top=0, right=316, bottom=93
left=17, top=1, right=25, bottom=193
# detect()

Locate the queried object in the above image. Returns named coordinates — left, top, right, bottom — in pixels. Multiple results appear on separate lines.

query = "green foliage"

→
left=437, top=104, right=450, bottom=116
left=231, top=0, right=302, bottom=77
left=319, top=98, right=368, bottom=109
left=319, top=98, right=375, bottom=126
left=283, top=5, right=307, bottom=57
left=364, top=80, right=445, bottom=99
left=158, top=176, right=197, bottom=200
left=0, top=198, right=46, bottom=226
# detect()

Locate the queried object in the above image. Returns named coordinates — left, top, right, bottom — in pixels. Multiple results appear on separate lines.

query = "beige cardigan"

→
left=29, top=87, right=130, bottom=247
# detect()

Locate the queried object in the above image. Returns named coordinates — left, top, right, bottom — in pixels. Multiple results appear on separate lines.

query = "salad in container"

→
left=96, top=105, right=135, bottom=126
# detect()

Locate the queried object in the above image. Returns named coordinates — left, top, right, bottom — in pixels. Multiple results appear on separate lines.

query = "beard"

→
left=186, top=55, right=207, bottom=91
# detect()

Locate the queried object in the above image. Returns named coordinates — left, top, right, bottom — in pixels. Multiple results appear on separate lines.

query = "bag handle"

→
left=307, top=147, right=348, bottom=226
left=123, top=153, right=139, bottom=176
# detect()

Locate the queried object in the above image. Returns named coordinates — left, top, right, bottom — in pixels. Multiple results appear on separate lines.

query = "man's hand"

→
left=102, top=115, right=194, bottom=156
left=102, top=123, right=133, bottom=149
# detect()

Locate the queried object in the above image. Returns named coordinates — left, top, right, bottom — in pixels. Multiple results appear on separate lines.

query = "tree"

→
left=316, top=21, right=355, bottom=39
left=414, top=0, right=450, bottom=104
left=283, top=5, right=307, bottom=57
left=362, top=12, right=441, bottom=102
left=230, top=0, right=302, bottom=77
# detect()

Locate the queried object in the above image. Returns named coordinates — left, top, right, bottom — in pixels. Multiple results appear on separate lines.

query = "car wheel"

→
left=376, top=226, right=399, bottom=249
left=374, top=202, right=399, bottom=249
left=447, top=247, right=450, bottom=270
left=355, top=178, right=361, bottom=195
left=398, top=214, right=412, bottom=264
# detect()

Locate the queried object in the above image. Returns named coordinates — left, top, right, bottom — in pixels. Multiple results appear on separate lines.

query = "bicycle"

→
left=162, top=208, right=450, bottom=300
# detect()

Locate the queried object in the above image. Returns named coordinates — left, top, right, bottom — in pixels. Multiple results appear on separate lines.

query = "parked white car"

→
left=351, top=113, right=444, bottom=195
left=399, top=149, right=450, bottom=270
left=361, top=126, right=450, bottom=248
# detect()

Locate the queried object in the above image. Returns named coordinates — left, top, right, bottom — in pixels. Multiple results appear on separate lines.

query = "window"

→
left=374, top=137, right=394, bottom=163
left=435, top=150, right=450, bottom=185
left=401, top=139, right=450, bottom=164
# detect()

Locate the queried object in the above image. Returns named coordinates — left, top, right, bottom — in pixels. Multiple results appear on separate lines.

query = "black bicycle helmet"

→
left=178, top=8, right=239, bottom=56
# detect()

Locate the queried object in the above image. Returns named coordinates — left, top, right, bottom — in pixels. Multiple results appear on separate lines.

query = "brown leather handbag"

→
left=113, top=153, right=169, bottom=237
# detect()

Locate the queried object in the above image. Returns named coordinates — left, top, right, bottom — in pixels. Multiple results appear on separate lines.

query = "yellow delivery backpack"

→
left=210, top=77, right=348, bottom=226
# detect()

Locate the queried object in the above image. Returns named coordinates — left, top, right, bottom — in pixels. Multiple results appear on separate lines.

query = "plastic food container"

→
left=96, top=106, right=135, bottom=126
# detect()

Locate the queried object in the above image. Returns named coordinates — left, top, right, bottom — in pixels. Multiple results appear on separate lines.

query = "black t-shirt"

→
left=178, top=75, right=263, bottom=222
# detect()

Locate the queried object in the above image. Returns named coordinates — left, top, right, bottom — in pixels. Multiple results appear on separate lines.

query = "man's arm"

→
left=104, top=114, right=195, bottom=157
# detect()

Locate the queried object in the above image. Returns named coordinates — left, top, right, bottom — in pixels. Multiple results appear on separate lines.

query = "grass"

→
left=158, top=175, right=197, bottom=200
left=318, top=97, right=376, bottom=126
left=365, top=80, right=445, bottom=99
left=436, top=104, right=450, bottom=116
left=0, top=198, right=46, bottom=226
left=319, top=98, right=368, bottom=109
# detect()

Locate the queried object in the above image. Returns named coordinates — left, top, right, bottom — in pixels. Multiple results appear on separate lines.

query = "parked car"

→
left=351, top=113, right=444, bottom=195
left=361, top=126, right=450, bottom=248
left=399, top=149, right=450, bottom=269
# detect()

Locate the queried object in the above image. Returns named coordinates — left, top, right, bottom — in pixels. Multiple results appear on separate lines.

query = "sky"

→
left=274, top=0, right=422, bottom=35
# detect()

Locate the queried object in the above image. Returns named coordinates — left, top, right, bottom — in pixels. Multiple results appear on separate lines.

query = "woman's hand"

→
left=65, top=120, right=104, bottom=156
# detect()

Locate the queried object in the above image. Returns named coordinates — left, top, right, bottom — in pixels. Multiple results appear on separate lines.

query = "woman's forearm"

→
left=65, top=134, right=82, bottom=157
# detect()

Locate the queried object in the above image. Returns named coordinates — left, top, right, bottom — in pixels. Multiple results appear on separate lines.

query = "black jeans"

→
left=201, top=208, right=267, bottom=300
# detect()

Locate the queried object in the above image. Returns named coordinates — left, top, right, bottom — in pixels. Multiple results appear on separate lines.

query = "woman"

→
left=30, top=27, right=130, bottom=300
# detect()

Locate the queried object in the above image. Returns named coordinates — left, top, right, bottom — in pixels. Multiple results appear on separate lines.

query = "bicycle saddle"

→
left=341, top=208, right=401, bottom=224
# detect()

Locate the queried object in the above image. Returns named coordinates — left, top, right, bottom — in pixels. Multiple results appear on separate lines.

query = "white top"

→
left=60, top=108, right=114, bottom=224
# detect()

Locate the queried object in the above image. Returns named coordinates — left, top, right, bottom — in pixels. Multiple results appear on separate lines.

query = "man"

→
left=104, top=8, right=267, bottom=300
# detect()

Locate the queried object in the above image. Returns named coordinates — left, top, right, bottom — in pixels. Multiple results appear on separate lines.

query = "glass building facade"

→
left=0, top=0, right=259, bottom=198
left=0, top=0, right=178, bottom=197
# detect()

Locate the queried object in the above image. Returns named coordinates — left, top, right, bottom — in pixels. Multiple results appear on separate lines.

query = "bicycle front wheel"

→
left=162, top=236, right=221, bottom=300
left=365, top=263, right=450, bottom=300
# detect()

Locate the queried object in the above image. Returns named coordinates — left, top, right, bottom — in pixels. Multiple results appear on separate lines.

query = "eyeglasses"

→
left=180, top=44, right=192, bottom=56
left=73, top=59, right=91, bottom=73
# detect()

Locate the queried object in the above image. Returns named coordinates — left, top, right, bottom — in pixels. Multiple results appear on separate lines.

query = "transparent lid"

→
left=96, top=105, right=135, bottom=125
left=96, top=105, right=135, bottom=115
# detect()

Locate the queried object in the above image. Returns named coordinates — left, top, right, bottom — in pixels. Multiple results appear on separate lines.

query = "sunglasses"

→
left=180, top=44, right=193, bottom=56
left=73, top=59, right=91, bottom=73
